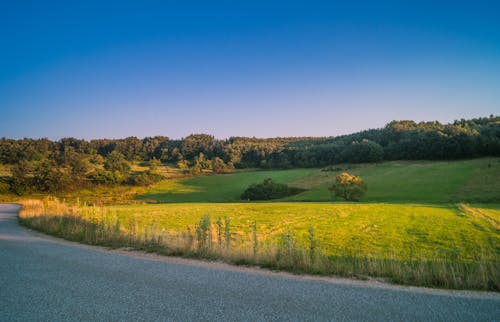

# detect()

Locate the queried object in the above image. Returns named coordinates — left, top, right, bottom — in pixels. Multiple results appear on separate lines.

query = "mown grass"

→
left=136, top=158, right=500, bottom=203
left=18, top=198, right=500, bottom=291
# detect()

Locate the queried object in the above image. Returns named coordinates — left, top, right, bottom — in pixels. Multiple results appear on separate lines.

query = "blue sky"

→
left=1, top=1, right=499, bottom=139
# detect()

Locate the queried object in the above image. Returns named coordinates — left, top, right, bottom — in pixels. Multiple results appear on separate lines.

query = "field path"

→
left=1, top=204, right=499, bottom=321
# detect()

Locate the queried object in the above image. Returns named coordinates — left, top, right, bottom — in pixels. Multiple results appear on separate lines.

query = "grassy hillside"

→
left=288, top=158, right=500, bottom=203
left=136, top=168, right=315, bottom=202
left=137, top=158, right=500, bottom=203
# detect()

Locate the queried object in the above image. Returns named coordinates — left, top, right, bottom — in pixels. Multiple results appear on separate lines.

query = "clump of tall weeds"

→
left=195, top=215, right=212, bottom=254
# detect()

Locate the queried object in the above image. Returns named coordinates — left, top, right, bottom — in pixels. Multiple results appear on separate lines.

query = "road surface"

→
left=1, top=204, right=499, bottom=321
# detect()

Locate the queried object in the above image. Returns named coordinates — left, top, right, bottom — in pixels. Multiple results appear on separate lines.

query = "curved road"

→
left=1, top=204, right=499, bottom=321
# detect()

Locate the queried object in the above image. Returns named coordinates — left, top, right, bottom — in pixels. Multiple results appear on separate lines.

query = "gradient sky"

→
left=1, top=1, right=499, bottom=140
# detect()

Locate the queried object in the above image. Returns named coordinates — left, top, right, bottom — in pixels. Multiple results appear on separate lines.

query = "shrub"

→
left=127, top=171, right=164, bottom=186
left=241, top=178, right=304, bottom=200
left=89, top=169, right=126, bottom=185
left=0, top=181, right=10, bottom=194
left=104, top=151, right=131, bottom=176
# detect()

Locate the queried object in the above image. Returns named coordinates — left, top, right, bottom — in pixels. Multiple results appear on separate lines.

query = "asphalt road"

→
left=1, top=204, right=499, bottom=321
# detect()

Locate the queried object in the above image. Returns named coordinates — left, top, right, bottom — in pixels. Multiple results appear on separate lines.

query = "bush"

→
left=104, top=151, right=131, bottom=175
left=127, top=171, right=164, bottom=186
left=0, top=181, right=10, bottom=194
left=241, top=178, right=304, bottom=200
left=89, top=169, right=124, bottom=185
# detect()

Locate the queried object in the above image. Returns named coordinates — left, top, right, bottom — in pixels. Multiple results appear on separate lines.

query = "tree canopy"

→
left=1, top=116, right=498, bottom=169
left=328, top=172, right=367, bottom=201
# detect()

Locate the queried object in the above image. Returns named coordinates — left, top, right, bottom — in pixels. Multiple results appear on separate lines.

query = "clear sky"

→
left=1, top=1, right=499, bottom=140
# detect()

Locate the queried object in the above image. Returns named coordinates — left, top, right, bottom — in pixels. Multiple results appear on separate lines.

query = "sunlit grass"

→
left=130, top=163, right=183, bottom=178
left=18, top=198, right=499, bottom=290
left=136, top=168, right=314, bottom=202
left=106, top=202, right=499, bottom=262
left=287, top=158, right=500, bottom=203
left=136, top=158, right=500, bottom=203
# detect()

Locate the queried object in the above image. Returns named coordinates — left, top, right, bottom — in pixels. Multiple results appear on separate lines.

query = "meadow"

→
left=19, top=199, right=499, bottom=290
left=136, top=158, right=500, bottom=203
left=14, top=158, right=500, bottom=290
left=99, top=202, right=499, bottom=261
left=135, top=168, right=315, bottom=203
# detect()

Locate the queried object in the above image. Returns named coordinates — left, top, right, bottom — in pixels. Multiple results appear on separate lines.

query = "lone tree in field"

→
left=328, top=172, right=367, bottom=201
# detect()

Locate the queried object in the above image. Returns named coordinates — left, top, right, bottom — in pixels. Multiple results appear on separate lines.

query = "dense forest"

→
left=1, top=115, right=499, bottom=194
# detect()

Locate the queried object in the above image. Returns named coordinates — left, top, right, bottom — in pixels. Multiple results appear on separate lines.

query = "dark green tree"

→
left=104, top=151, right=131, bottom=175
left=241, top=178, right=304, bottom=200
left=10, top=160, right=34, bottom=195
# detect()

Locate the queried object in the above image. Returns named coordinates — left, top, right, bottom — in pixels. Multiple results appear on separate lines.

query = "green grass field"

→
left=19, top=198, right=499, bottom=290
left=106, top=202, right=499, bottom=262
left=136, top=168, right=315, bottom=202
left=137, top=158, right=500, bottom=203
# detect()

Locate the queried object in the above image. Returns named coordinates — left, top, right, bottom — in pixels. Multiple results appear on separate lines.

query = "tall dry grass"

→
left=18, top=198, right=499, bottom=291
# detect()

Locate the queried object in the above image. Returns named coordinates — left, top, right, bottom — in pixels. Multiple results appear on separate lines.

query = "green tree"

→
left=104, top=151, right=131, bottom=175
left=190, top=152, right=211, bottom=175
left=10, top=160, right=34, bottom=195
left=149, top=158, right=160, bottom=173
left=177, top=159, right=190, bottom=174
left=196, top=152, right=212, bottom=170
left=181, top=134, right=215, bottom=159
left=190, top=162, right=202, bottom=175
left=328, top=172, right=367, bottom=201
left=97, top=151, right=131, bottom=184
left=60, top=149, right=88, bottom=186
left=341, top=139, right=384, bottom=163
left=33, top=160, right=71, bottom=192
left=212, top=157, right=227, bottom=174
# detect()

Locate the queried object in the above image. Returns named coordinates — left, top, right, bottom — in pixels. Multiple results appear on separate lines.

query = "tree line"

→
left=0, top=115, right=498, bottom=194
